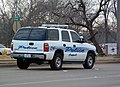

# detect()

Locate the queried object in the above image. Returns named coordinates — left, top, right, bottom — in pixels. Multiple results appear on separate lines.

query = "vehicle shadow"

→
left=27, top=65, right=84, bottom=71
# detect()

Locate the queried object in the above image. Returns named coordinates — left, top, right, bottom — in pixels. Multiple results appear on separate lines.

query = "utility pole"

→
left=13, top=0, right=20, bottom=33
left=15, top=0, right=18, bottom=32
left=117, top=0, right=120, bottom=56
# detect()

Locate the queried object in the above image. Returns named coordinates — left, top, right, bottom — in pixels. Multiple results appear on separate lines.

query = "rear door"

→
left=13, top=28, right=31, bottom=53
left=13, top=28, right=47, bottom=54
left=61, top=30, right=73, bottom=60
left=13, top=40, right=29, bottom=53
left=27, top=28, right=46, bottom=53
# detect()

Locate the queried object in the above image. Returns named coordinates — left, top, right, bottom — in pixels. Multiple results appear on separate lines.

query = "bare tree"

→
left=6, top=0, right=60, bottom=26
left=103, top=0, right=117, bottom=43
left=52, top=0, right=111, bottom=54
left=111, top=0, right=117, bottom=19
left=0, top=0, right=14, bottom=46
left=0, top=0, right=112, bottom=53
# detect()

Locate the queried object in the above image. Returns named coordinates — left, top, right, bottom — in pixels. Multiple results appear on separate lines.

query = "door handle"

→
left=63, top=44, right=66, bottom=47
left=29, top=42, right=34, bottom=45
left=73, top=45, right=76, bottom=47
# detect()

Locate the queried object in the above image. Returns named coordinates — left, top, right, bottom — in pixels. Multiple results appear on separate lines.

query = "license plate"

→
left=24, top=54, right=31, bottom=58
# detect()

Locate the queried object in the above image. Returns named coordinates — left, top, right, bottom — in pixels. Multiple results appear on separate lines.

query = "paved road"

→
left=0, top=64, right=120, bottom=87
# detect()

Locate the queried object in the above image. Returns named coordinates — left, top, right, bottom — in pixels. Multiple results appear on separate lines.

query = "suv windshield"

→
left=14, top=28, right=47, bottom=41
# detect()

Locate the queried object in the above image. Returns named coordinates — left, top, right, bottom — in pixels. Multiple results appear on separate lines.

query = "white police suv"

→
left=11, top=25, right=97, bottom=70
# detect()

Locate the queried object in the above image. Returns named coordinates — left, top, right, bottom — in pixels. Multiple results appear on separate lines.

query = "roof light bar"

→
left=42, top=24, right=68, bottom=29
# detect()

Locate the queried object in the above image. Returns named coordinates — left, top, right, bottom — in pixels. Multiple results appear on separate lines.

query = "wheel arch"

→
left=54, top=49, right=64, bottom=59
left=87, top=50, right=96, bottom=57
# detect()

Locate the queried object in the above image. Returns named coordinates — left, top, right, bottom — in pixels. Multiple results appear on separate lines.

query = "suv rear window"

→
left=14, top=28, right=59, bottom=41
left=14, top=28, right=47, bottom=40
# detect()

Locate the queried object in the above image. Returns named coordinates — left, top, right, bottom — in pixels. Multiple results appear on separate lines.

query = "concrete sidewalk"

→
left=0, top=55, right=16, bottom=64
left=0, top=55, right=120, bottom=64
left=96, top=56, right=120, bottom=63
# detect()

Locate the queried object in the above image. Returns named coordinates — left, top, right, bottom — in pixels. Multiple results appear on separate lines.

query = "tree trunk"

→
left=91, top=36, right=104, bottom=55
left=88, top=27, right=104, bottom=55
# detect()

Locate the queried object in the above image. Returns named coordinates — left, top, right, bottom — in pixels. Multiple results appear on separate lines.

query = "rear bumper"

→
left=11, top=52, right=46, bottom=60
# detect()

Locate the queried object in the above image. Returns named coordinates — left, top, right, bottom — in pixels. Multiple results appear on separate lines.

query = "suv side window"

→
left=62, top=31, right=70, bottom=42
left=47, top=29, right=59, bottom=41
left=70, top=31, right=80, bottom=43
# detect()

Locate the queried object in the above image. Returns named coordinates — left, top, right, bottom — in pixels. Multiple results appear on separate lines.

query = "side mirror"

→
left=80, top=36, right=85, bottom=43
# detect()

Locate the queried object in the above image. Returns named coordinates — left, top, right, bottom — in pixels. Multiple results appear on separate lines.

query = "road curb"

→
left=0, top=64, right=17, bottom=68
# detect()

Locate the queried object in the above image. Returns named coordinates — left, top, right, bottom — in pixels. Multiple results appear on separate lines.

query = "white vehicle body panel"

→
left=11, top=27, right=96, bottom=62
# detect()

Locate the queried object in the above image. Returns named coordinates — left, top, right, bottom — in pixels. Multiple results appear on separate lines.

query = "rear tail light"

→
left=44, top=43, right=49, bottom=52
left=10, top=43, right=13, bottom=51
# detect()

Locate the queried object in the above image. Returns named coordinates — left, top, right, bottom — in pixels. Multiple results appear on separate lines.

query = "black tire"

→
left=83, top=53, right=95, bottom=69
left=17, top=59, right=30, bottom=69
left=50, top=54, right=63, bottom=70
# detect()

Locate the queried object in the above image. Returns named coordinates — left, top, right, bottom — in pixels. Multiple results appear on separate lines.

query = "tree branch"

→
left=68, top=17, right=89, bottom=28
left=91, top=0, right=110, bottom=23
